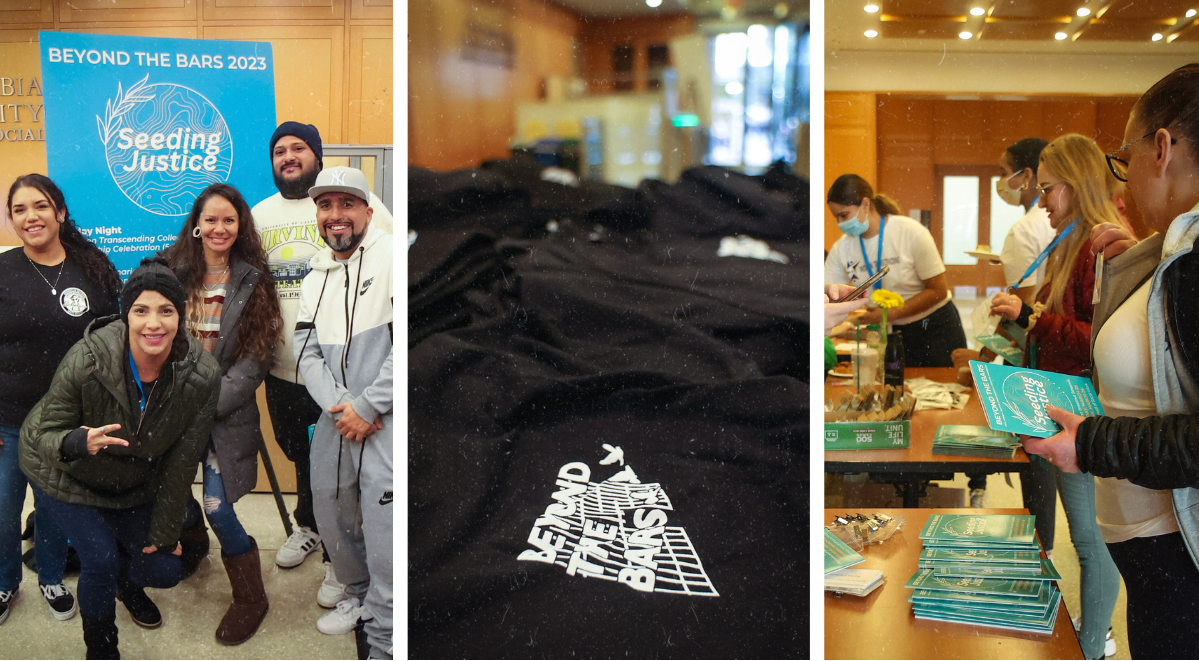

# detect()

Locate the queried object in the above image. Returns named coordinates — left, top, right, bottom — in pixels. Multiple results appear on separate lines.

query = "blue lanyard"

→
left=128, top=353, right=148, bottom=413
left=858, top=215, right=886, bottom=290
left=1010, top=217, right=1078, bottom=292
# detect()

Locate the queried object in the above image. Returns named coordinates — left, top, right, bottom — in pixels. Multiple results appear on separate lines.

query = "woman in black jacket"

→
left=161, top=183, right=282, bottom=645
left=1026, top=63, right=1199, bottom=659
left=21, top=257, right=221, bottom=659
left=1, top=174, right=122, bottom=626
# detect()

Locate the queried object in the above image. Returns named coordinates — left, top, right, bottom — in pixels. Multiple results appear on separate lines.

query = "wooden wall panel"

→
left=408, top=0, right=581, bottom=171
left=351, top=0, right=391, bottom=21
left=0, top=0, right=53, bottom=25
left=825, top=91, right=877, bottom=251
left=576, top=14, right=693, bottom=94
left=348, top=25, right=392, bottom=144
left=877, top=97, right=933, bottom=222
left=203, top=25, right=344, bottom=143
left=203, top=0, right=343, bottom=22
left=59, top=0, right=197, bottom=24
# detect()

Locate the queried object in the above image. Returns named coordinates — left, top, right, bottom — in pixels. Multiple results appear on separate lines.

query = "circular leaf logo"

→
left=96, top=75, right=232, bottom=216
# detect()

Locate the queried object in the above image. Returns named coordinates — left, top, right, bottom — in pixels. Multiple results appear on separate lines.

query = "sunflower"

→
left=871, top=289, right=904, bottom=310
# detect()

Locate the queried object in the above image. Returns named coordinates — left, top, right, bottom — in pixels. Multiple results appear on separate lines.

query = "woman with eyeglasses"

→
left=987, top=133, right=1123, bottom=661
left=823, top=174, right=966, bottom=367
left=1022, top=63, right=1199, bottom=660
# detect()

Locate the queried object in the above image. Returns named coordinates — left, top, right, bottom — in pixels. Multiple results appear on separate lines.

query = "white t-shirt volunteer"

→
left=999, top=203, right=1055, bottom=290
left=823, top=213, right=949, bottom=324
left=252, top=191, right=393, bottom=382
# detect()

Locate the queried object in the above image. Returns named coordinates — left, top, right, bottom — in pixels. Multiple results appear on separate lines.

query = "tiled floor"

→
left=7, top=485, right=355, bottom=660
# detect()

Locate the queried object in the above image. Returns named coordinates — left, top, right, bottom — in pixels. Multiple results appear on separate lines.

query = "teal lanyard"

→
left=1009, top=217, right=1077, bottom=293
left=858, top=215, right=886, bottom=290
left=128, top=353, right=148, bottom=413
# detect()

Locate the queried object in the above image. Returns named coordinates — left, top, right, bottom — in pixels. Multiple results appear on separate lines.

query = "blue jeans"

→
left=202, top=446, right=252, bottom=557
left=1057, top=468, right=1121, bottom=660
left=31, top=484, right=180, bottom=620
left=0, top=422, right=68, bottom=591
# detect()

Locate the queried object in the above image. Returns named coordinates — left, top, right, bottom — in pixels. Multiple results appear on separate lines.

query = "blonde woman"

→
left=989, top=133, right=1122, bottom=660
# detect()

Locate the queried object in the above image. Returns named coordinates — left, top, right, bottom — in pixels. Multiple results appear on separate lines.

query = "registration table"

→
left=824, top=508, right=1083, bottom=660
left=825, top=367, right=1031, bottom=507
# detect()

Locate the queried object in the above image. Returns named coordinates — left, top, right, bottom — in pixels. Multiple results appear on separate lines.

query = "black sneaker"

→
left=118, top=584, right=162, bottom=628
left=41, top=583, right=77, bottom=621
left=0, top=589, right=15, bottom=625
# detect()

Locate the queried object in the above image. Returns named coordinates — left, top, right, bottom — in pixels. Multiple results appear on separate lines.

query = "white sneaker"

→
left=969, top=488, right=987, bottom=508
left=276, top=526, right=322, bottom=568
left=1072, top=616, right=1116, bottom=658
left=317, top=597, right=373, bottom=635
left=317, top=562, right=349, bottom=608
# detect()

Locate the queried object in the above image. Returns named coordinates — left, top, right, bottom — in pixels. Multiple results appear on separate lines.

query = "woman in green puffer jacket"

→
left=19, top=256, right=221, bottom=660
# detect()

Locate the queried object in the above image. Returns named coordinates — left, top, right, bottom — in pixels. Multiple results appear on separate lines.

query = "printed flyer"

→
left=969, top=361, right=1105, bottom=437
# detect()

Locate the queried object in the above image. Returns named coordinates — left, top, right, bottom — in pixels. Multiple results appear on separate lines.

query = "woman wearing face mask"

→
left=988, top=134, right=1122, bottom=661
left=824, top=174, right=966, bottom=367
left=996, top=138, right=1057, bottom=304
left=0, top=175, right=123, bottom=627
left=1019, top=63, right=1199, bottom=659
left=161, top=183, right=282, bottom=645
left=20, top=257, right=222, bottom=659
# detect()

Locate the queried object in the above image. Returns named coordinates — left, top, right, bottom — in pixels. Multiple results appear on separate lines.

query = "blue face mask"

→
left=837, top=206, right=869, bottom=237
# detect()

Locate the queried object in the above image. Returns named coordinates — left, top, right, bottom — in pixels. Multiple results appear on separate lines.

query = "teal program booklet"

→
left=976, top=333, right=1023, bottom=365
left=919, top=514, right=1037, bottom=545
left=824, top=528, right=865, bottom=574
left=969, top=361, right=1105, bottom=437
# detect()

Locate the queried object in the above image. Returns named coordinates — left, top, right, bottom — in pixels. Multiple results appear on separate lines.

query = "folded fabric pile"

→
left=905, top=514, right=1062, bottom=634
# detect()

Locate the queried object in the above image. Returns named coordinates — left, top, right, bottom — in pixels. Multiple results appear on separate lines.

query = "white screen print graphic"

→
left=517, top=446, right=719, bottom=597
left=999, top=370, right=1068, bottom=435
left=96, top=75, right=232, bottom=216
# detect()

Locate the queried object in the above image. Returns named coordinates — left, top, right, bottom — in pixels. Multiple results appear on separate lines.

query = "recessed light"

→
left=864, top=29, right=878, bottom=38
left=864, top=4, right=879, bottom=12
left=1055, top=32, right=1068, bottom=40
left=1077, top=7, right=1091, bottom=17
left=970, top=7, right=985, bottom=16
left=1169, top=33, right=1180, bottom=42
left=646, top=0, right=662, bottom=6
left=959, top=31, right=973, bottom=39
left=725, top=82, right=744, bottom=95
left=1153, top=33, right=1164, bottom=41
left=1189, top=9, right=1198, bottom=18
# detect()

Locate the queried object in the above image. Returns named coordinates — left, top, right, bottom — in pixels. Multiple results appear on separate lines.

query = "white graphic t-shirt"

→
left=252, top=191, right=393, bottom=382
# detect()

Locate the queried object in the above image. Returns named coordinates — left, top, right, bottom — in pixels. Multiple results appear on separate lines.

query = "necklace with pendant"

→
left=27, top=254, right=65, bottom=296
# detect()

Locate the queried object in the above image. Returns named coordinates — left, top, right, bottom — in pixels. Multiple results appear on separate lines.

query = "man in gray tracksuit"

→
left=295, top=166, right=392, bottom=658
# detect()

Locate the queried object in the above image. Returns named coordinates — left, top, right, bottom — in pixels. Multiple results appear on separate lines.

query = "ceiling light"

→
left=1189, top=9, right=1197, bottom=18
left=646, top=0, right=662, bottom=6
left=1169, top=33, right=1181, bottom=42
left=959, top=31, right=973, bottom=39
left=864, top=29, right=878, bottom=38
left=1153, top=32, right=1164, bottom=41
left=864, top=4, right=879, bottom=12
left=1077, top=7, right=1091, bottom=17
left=1055, top=32, right=1068, bottom=40
left=970, top=7, right=985, bottom=16
left=725, top=82, right=744, bottom=95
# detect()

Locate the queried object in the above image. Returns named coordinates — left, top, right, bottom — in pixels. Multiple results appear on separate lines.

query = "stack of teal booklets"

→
left=932, top=424, right=1022, bottom=458
left=905, top=514, right=1063, bottom=634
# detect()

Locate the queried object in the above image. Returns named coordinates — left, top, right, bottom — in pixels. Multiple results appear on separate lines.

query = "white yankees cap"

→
left=308, top=166, right=371, bottom=204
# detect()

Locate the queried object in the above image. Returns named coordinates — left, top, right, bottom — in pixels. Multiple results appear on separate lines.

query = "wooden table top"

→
left=824, top=508, right=1083, bottom=660
left=824, top=367, right=1031, bottom=472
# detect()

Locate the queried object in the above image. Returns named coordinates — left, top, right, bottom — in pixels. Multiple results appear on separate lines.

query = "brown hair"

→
left=827, top=173, right=901, bottom=216
left=1037, top=134, right=1125, bottom=314
left=161, top=183, right=282, bottom=365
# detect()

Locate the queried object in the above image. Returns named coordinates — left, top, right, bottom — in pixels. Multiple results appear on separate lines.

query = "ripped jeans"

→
left=202, top=445, right=252, bottom=557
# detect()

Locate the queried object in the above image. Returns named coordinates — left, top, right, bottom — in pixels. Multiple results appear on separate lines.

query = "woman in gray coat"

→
left=162, top=183, right=283, bottom=645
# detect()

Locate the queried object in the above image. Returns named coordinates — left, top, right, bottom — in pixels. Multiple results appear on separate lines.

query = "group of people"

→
left=825, top=64, right=1199, bottom=660
left=0, top=120, right=393, bottom=660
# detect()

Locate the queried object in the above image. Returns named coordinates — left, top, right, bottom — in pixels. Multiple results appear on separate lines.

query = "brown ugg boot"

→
left=215, top=537, right=269, bottom=645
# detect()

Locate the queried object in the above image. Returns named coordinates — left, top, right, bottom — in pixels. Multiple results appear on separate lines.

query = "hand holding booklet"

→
left=969, top=361, right=1105, bottom=437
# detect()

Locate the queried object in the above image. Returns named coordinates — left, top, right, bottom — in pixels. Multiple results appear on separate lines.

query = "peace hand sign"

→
left=84, top=424, right=127, bottom=455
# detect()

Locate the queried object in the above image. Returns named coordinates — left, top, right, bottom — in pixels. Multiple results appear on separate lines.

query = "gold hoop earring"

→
left=192, top=226, right=201, bottom=238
